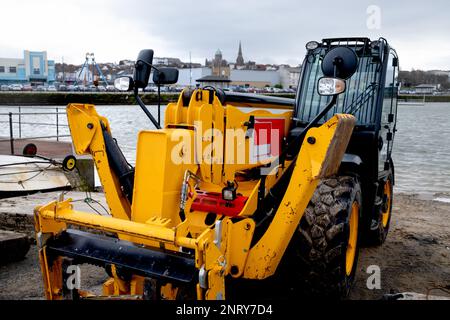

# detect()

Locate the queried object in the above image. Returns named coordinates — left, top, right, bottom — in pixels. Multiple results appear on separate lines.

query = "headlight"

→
left=317, top=77, right=346, bottom=96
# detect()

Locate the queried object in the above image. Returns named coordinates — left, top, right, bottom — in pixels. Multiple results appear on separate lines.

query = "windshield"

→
left=296, top=48, right=382, bottom=125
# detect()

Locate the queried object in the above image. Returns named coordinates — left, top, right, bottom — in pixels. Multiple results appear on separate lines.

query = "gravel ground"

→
left=0, top=193, right=449, bottom=300
left=349, top=193, right=450, bottom=299
left=0, top=247, right=108, bottom=300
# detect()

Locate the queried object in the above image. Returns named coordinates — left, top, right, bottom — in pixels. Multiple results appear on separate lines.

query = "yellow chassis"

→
left=34, top=89, right=355, bottom=300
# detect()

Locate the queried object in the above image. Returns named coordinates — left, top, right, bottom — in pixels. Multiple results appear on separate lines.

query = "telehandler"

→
left=34, top=37, right=399, bottom=299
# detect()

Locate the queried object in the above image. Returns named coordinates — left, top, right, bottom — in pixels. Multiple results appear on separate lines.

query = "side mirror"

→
left=317, top=77, right=346, bottom=96
left=114, top=76, right=134, bottom=91
left=153, top=67, right=179, bottom=85
left=133, top=49, right=154, bottom=88
left=321, top=47, right=358, bottom=80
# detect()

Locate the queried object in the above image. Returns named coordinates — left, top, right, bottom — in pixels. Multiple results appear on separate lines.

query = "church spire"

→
left=236, top=41, right=244, bottom=66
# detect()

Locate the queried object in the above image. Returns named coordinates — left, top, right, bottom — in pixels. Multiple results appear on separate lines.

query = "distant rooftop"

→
left=415, top=84, right=438, bottom=88
left=196, top=75, right=231, bottom=82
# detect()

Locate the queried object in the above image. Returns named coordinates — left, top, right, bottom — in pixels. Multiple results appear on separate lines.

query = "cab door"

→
left=379, top=51, right=399, bottom=175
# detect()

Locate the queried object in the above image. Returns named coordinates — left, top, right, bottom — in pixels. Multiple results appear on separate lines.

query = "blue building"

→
left=0, top=50, right=55, bottom=85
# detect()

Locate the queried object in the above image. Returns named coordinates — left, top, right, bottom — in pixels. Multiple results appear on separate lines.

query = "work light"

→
left=222, top=182, right=237, bottom=201
left=306, top=41, right=319, bottom=50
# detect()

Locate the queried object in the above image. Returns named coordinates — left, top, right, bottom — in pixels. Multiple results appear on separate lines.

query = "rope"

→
left=66, top=167, right=111, bottom=216
left=0, top=159, right=111, bottom=216
left=0, top=169, right=47, bottom=177
left=0, top=164, right=53, bottom=184
left=0, top=161, right=56, bottom=168
left=71, top=197, right=109, bottom=216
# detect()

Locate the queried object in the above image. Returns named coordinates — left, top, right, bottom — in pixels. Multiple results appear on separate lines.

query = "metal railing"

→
left=0, top=106, right=70, bottom=155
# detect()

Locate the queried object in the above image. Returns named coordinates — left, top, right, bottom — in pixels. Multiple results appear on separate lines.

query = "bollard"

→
left=56, top=107, right=59, bottom=141
left=18, top=106, right=22, bottom=138
left=8, top=112, right=14, bottom=155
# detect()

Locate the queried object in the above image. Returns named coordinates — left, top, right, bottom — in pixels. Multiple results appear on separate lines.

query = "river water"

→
left=1, top=103, right=449, bottom=198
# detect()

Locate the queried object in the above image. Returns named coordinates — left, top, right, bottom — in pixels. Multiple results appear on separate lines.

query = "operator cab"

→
left=295, top=38, right=399, bottom=175
left=294, top=37, right=399, bottom=238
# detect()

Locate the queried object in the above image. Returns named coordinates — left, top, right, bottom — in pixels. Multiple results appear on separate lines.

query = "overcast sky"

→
left=1, top=0, right=449, bottom=70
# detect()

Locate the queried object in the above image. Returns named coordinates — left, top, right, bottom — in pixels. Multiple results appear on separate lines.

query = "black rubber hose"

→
left=101, top=122, right=135, bottom=204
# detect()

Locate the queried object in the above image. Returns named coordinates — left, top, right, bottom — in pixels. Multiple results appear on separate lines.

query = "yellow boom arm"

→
left=66, top=104, right=131, bottom=220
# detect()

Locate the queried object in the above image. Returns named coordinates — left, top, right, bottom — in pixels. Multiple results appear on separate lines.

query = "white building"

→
left=176, top=67, right=212, bottom=87
left=429, top=70, right=450, bottom=77
left=153, top=65, right=301, bottom=90
left=415, top=84, right=440, bottom=94
left=153, top=57, right=182, bottom=66
left=56, top=71, right=77, bottom=83
left=230, top=69, right=280, bottom=88
left=279, top=65, right=301, bottom=89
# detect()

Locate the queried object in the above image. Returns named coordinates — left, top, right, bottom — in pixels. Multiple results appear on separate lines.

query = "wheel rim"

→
left=382, top=180, right=392, bottom=228
left=67, top=159, right=75, bottom=170
left=345, top=202, right=359, bottom=276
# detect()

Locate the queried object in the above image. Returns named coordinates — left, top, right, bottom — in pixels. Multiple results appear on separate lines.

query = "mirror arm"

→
left=157, top=84, right=161, bottom=125
left=300, top=94, right=338, bottom=133
left=136, top=59, right=161, bottom=73
left=285, top=94, right=338, bottom=158
left=136, top=59, right=163, bottom=126
left=134, top=86, right=162, bottom=129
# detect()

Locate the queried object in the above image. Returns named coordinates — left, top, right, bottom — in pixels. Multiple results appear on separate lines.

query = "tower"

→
left=214, top=49, right=223, bottom=67
left=210, top=49, right=230, bottom=77
left=236, top=41, right=244, bottom=66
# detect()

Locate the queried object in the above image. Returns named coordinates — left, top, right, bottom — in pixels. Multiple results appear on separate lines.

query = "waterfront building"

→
left=415, top=84, right=440, bottom=94
left=176, top=67, right=212, bottom=87
left=230, top=69, right=280, bottom=88
left=429, top=70, right=450, bottom=78
left=153, top=57, right=183, bottom=67
left=0, top=50, right=55, bottom=85
left=196, top=75, right=231, bottom=89
left=205, top=49, right=230, bottom=77
left=279, top=65, right=301, bottom=89
left=56, top=71, right=78, bottom=83
left=119, top=59, right=135, bottom=66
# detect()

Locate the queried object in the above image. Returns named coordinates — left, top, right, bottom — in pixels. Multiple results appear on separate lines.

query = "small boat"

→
left=0, top=154, right=70, bottom=198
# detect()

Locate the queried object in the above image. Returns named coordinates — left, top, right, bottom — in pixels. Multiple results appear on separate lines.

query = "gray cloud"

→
left=1, top=0, right=449, bottom=70
left=105, top=0, right=450, bottom=70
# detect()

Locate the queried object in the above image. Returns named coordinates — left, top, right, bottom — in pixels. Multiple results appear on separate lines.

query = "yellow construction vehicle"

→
left=34, top=37, right=398, bottom=299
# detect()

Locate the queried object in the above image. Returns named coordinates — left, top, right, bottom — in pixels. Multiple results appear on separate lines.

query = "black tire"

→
left=288, top=175, right=362, bottom=298
left=365, top=173, right=393, bottom=246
